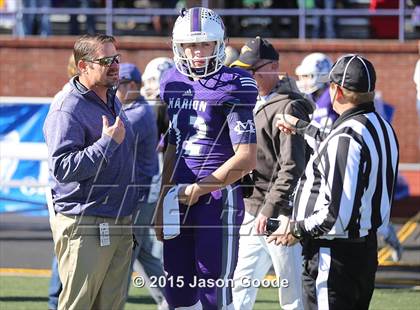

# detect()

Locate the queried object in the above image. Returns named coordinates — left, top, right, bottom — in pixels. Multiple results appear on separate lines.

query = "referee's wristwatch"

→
left=290, top=221, right=303, bottom=240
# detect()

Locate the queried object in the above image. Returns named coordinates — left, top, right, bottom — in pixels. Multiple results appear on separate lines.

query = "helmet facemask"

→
left=296, top=74, right=327, bottom=95
left=141, top=77, right=160, bottom=99
left=173, top=40, right=225, bottom=78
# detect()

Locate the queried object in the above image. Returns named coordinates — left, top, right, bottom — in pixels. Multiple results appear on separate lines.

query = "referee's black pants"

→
left=301, top=233, right=378, bottom=310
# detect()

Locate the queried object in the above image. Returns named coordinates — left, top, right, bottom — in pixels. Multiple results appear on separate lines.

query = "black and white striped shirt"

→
left=292, top=103, right=399, bottom=240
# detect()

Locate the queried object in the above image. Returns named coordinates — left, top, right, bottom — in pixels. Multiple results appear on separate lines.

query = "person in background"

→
left=150, top=0, right=177, bottom=35
left=295, top=52, right=338, bottom=131
left=66, top=0, right=97, bottom=35
left=370, top=0, right=399, bottom=39
left=312, top=0, right=337, bottom=38
left=141, top=57, right=174, bottom=152
left=21, top=0, right=51, bottom=36
left=116, top=63, right=170, bottom=310
left=140, top=57, right=174, bottom=206
left=411, top=0, right=420, bottom=34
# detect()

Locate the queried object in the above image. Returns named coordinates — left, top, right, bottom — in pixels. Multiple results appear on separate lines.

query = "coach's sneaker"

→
left=384, top=224, right=403, bottom=262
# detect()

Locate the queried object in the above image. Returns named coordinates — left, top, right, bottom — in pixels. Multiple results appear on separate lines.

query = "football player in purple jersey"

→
left=295, top=53, right=339, bottom=131
left=154, top=7, right=258, bottom=310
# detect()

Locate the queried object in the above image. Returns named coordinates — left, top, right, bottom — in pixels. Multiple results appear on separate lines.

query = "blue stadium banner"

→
left=0, top=97, right=51, bottom=216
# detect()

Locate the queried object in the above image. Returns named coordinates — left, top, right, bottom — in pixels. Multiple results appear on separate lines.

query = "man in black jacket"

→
left=230, top=37, right=313, bottom=310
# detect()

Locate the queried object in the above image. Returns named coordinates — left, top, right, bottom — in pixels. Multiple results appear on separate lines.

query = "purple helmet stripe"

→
left=191, top=7, right=201, bottom=32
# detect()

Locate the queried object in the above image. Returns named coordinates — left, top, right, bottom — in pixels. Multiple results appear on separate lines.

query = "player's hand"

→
left=275, top=114, right=299, bottom=135
left=266, top=215, right=291, bottom=246
left=154, top=188, right=166, bottom=242
left=178, top=183, right=201, bottom=206
left=154, top=202, right=163, bottom=242
left=254, top=214, right=268, bottom=235
left=277, top=230, right=299, bottom=247
left=102, top=115, right=125, bottom=144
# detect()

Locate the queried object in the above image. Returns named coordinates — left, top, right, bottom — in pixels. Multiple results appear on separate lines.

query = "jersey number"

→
left=172, top=114, right=207, bottom=156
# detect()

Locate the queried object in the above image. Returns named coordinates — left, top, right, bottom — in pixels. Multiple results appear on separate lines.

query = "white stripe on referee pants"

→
left=316, top=247, right=331, bottom=310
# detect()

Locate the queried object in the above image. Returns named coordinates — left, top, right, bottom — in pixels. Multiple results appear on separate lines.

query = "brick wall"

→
left=0, top=36, right=419, bottom=162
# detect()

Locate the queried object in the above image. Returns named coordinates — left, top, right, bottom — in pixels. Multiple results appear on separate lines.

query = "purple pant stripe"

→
left=163, top=186, right=243, bottom=308
left=217, top=185, right=239, bottom=308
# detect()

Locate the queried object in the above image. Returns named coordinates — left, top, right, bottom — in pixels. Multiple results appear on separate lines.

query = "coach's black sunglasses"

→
left=84, top=54, right=121, bottom=67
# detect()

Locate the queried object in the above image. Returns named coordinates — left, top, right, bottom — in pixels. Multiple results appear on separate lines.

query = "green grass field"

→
left=1, top=276, right=419, bottom=309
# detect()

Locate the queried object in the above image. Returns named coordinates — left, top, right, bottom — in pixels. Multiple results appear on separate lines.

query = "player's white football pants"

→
left=233, top=211, right=304, bottom=310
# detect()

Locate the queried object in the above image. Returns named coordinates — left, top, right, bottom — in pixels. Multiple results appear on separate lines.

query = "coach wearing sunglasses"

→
left=43, top=34, right=136, bottom=310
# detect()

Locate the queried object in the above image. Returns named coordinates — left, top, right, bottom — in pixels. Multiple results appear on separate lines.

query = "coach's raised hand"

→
left=102, top=115, right=125, bottom=144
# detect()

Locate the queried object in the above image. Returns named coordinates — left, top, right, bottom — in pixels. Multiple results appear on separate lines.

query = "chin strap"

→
left=190, top=61, right=216, bottom=77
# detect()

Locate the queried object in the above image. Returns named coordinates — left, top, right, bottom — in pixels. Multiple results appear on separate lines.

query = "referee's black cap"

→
left=321, top=54, right=376, bottom=93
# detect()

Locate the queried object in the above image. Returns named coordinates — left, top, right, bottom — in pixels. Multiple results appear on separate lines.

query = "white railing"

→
left=0, top=0, right=414, bottom=42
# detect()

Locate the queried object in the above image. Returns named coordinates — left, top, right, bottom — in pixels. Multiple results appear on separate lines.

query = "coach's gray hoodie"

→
left=43, top=77, right=137, bottom=217
left=245, top=77, right=314, bottom=218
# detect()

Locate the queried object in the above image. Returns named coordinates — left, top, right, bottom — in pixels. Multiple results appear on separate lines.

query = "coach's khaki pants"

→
left=51, top=213, right=133, bottom=310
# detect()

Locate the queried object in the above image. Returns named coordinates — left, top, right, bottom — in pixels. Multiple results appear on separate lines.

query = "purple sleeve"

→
left=43, top=110, right=119, bottom=183
left=222, top=73, right=258, bottom=145
left=314, top=89, right=339, bottom=124
left=223, top=103, right=256, bottom=145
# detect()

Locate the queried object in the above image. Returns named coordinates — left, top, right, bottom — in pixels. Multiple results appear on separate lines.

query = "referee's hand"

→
left=267, top=228, right=298, bottom=246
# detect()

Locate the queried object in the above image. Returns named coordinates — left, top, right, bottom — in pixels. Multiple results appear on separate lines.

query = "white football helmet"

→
left=172, top=7, right=226, bottom=78
left=295, top=53, right=333, bottom=94
left=141, top=57, right=174, bottom=99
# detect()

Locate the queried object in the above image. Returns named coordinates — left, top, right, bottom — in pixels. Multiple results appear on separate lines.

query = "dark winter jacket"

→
left=245, top=77, right=314, bottom=218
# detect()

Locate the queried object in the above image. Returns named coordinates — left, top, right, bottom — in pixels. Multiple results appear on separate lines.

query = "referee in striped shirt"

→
left=275, top=54, right=399, bottom=310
